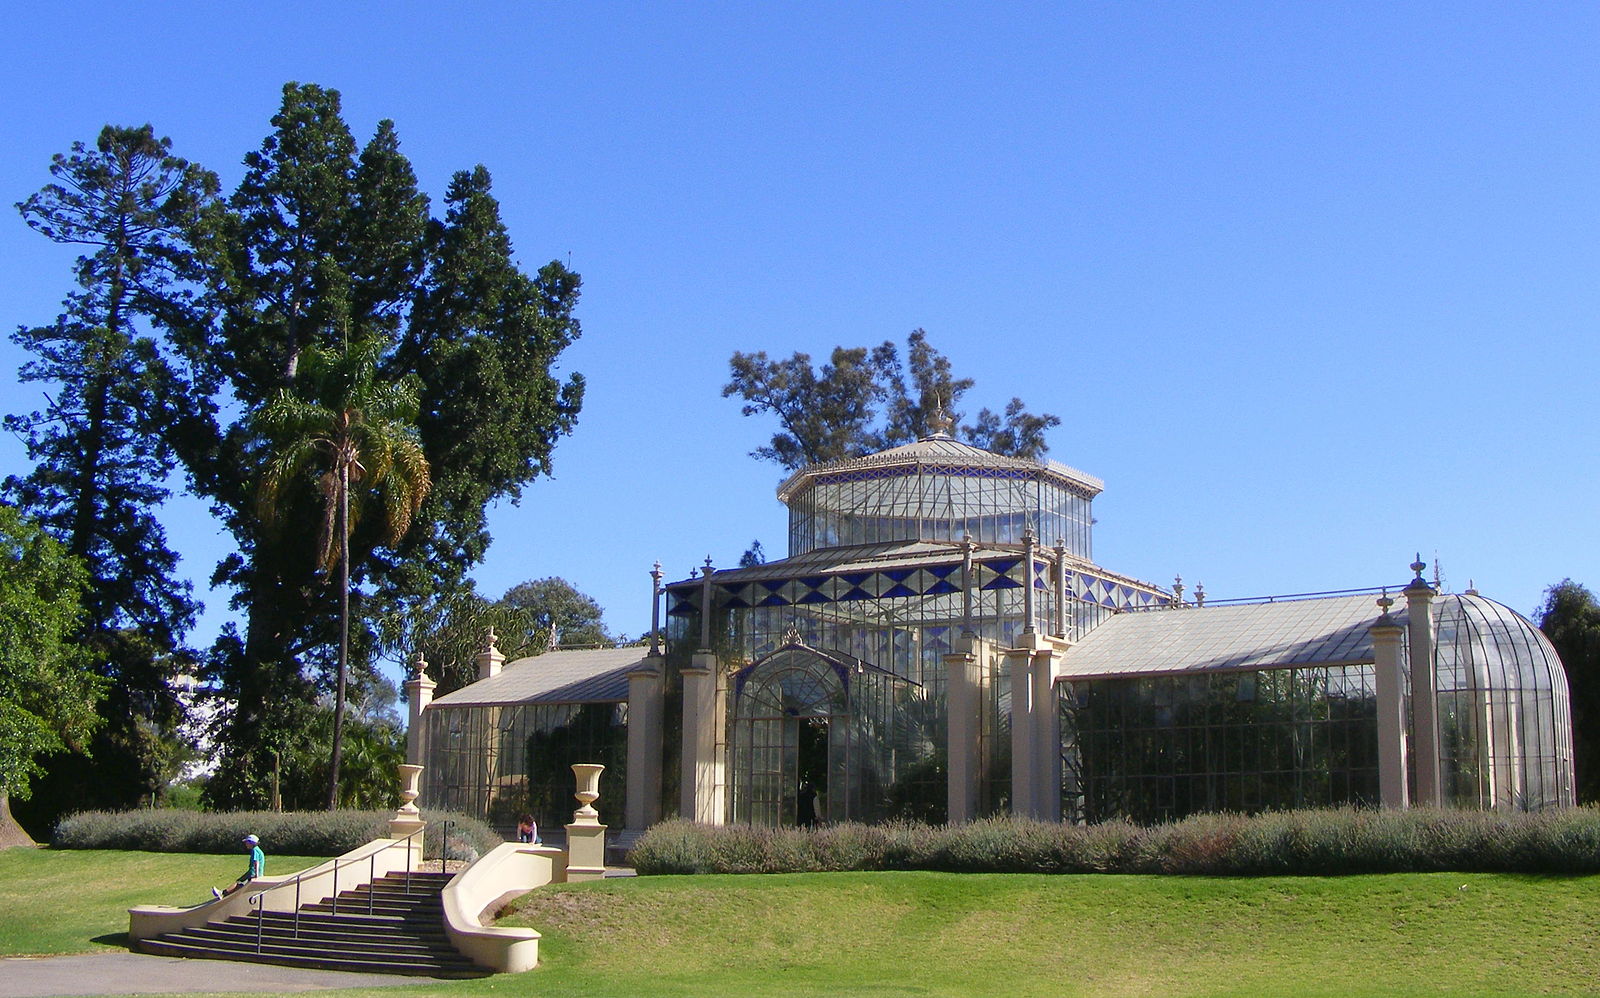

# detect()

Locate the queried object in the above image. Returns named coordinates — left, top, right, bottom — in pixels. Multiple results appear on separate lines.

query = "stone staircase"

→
left=136, top=870, right=489, bottom=978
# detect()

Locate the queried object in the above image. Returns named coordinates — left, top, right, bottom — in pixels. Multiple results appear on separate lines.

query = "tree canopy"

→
left=724, top=329, right=1060, bottom=471
left=1538, top=579, right=1600, bottom=804
left=0, top=504, right=99, bottom=803
left=5, top=125, right=212, bottom=829
left=10, top=82, right=587, bottom=812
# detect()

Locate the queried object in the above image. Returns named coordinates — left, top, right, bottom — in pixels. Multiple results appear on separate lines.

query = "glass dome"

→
left=778, top=433, right=1104, bottom=558
left=1433, top=594, right=1575, bottom=810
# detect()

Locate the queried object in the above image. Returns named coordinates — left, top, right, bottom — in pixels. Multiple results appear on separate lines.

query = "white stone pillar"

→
left=404, top=655, right=436, bottom=767
left=945, top=634, right=983, bottom=824
left=1370, top=596, right=1409, bottom=809
left=680, top=651, right=725, bottom=823
left=1031, top=636, right=1068, bottom=822
left=1405, top=562, right=1441, bottom=806
left=1007, top=645, right=1035, bottom=817
left=625, top=656, right=664, bottom=831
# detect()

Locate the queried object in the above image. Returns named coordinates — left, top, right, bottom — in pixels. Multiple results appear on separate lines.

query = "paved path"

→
left=0, top=952, right=423, bottom=997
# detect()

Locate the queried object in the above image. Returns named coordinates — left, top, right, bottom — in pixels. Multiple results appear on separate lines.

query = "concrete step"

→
left=225, top=915, right=448, bottom=943
left=138, top=937, right=489, bottom=978
left=179, top=924, right=450, bottom=955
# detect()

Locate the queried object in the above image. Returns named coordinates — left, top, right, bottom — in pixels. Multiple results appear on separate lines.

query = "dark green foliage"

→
left=6, top=125, right=215, bottom=827
left=377, top=589, right=541, bottom=697
left=259, top=706, right=405, bottom=812
left=1538, top=580, right=1600, bottom=803
left=51, top=808, right=499, bottom=859
left=256, top=339, right=430, bottom=807
left=499, top=577, right=614, bottom=652
left=154, top=83, right=585, bottom=809
left=724, top=329, right=1059, bottom=471
left=629, top=807, right=1600, bottom=876
left=0, top=504, right=99, bottom=803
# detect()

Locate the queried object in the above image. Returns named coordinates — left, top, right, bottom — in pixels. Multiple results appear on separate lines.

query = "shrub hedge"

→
left=52, top=808, right=501, bottom=860
left=629, top=807, right=1600, bottom=876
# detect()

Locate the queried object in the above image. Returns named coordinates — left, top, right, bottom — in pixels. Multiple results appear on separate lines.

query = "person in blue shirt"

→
left=212, top=834, right=265, bottom=900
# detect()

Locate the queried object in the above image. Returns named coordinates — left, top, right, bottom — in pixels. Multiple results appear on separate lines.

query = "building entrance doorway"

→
left=730, top=646, right=849, bottom=826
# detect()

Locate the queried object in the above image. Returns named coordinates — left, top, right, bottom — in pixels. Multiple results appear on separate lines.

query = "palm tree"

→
left=258, top=340, right=431, bottom=808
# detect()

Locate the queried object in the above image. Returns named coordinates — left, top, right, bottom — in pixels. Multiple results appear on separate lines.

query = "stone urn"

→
left=571, top=763, right=605, bottom=825
left=397, top=764, right=424, bottom=817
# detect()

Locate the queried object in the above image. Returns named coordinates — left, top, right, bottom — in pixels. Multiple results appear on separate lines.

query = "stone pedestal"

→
left=388, top=764, right=426, bottom=861
left=566, top=763, right=607, bottom=882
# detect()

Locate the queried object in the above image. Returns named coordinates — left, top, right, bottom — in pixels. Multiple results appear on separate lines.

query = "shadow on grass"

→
left=90, top=932, right=130, bottom=950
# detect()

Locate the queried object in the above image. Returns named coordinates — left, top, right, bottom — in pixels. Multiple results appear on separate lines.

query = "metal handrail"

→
left=245, top=825, right=424, bottom=948
left=440, top=819, right=454, bottom=874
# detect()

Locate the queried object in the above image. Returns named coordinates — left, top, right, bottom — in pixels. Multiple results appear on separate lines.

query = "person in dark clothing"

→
left=796, top=781, right=818, bottom=827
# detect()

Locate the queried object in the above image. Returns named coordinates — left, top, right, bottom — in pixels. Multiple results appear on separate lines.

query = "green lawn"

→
left=0, top=848, right=331, bottom=957
left=5, top=850, right=1600, bottom=997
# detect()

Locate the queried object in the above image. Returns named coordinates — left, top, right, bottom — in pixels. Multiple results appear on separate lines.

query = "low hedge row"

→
left=630, top=807, right=1600, bottom=876
left=52, top=808, right=501, bottom=860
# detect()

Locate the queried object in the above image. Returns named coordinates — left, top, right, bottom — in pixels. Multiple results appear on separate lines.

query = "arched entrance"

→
left=730, top=646, right=849, bottom=826
left=729, top=642, right=925, bottom=826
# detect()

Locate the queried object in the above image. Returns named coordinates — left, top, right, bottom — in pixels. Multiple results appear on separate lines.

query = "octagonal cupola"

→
left=776, top=429, right=1104, bottom=558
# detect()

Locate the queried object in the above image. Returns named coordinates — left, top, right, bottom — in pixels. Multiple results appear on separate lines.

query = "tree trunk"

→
left=326, top=460, right=349, bottom=810
left=0, top=793, right=39, bottom=850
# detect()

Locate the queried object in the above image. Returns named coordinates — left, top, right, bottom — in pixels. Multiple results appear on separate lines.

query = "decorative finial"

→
left=1411, top=553, right=1426, bottom=581
left=1377, top=587, right=1393, bottom=614
left=651, top=561, right=663, bottom=584
left=411, top=649, right=428, bottom=680
left=1465, top=579, right=1478, bottom=596
left=928, top=393, right=953, bottom=437
left=484, top=627, right=498, bottom=651
left=704, top=555, right=715, bottom=575
left=1173, top=574, right=1185, bottom=604
left=1194, top=582, right=1205, bottom=607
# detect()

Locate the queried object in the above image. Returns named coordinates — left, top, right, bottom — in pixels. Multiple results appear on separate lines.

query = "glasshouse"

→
left=412, top=426, right=1575, bottom=836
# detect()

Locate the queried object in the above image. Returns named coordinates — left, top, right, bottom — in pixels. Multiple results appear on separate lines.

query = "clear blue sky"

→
left=3, top=3, right=1596, bottom=670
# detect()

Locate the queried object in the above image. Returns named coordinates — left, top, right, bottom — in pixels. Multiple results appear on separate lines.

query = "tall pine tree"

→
left=6, top=125, right=215, bottom=828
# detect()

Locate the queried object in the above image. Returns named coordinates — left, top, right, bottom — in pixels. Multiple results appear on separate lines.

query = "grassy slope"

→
left=4, top=852, right=1599, bottom=997
left=0, top=848, right=330, bottom=957
left=492, top=872, right=1600, bottom=998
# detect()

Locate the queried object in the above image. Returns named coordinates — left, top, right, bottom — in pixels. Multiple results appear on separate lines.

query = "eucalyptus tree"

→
left=724, top=329, right=1059, bottom=472
left=258, top=340, right=431, bottom=807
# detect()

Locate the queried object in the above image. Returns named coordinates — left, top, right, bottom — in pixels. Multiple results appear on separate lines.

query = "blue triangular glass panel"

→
left=926, top=580, right=959, bottom=595
left=884, top=568, right=916, bottom=582
left=841, top=572, right=873, bottom=586
left=801, top=576, right=829, bottom=589
left=759, top=594, right=790, bottom=607
left=883, top=583, right=917, bottom=598
left=981, top=576, right=1023, bottom=590
left=759, top=579, right=787, bottom=593
left=798, top=590, right=832, bottom=604
left=840, top=587, right=873, bottom=601
left=927, top=563, right=959, bottom=579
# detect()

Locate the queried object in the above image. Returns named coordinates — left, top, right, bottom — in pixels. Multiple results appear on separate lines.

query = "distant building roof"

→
left=428, top=646, right=647, bottom=708
left=1061, top=593, right=1395, bottom=679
